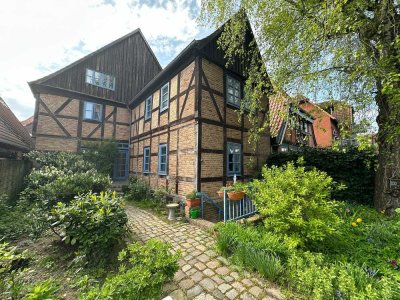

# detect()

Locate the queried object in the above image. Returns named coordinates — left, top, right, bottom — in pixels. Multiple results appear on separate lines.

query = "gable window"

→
left=144, top=95, right=152, bottom=120
left=227, top=142, right=241, bottom=176
left=143, top=146, right=150, bottom=173
left=86, top=69, right=116, bottom=91
left=158, top=144, right=168, bottom=175
left=160, top=83, right=169, bottom=112
left=83, top=101, right=102, bottom=121
left=226, top=75, right=241, bottom=107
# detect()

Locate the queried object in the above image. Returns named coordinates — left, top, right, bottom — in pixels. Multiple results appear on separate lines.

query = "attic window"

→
left=86, top=69, right=115, bottom=91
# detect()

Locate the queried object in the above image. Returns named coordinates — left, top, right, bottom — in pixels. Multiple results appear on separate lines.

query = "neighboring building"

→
left=0, top=97, right=33, bottom=158
left=29, top=20, right=271, bottom=206
left=319, top=100, right=354, bottom=133
left=29, top=29, right=162, bottom=181
left=21, top=116, right=34, bottom=135
left=299, top=97, right=340, bottom=148
left=269, top=93, right=316, bottom=152
left=129, top=23, right=270, bottom=199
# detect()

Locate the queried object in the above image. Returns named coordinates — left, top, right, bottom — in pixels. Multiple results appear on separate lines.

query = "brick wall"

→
left=34, top=93, right=129, bottom=152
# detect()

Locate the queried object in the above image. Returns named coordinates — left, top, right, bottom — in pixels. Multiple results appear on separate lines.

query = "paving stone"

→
left=199, top=278, right=216, bottom=292
left=212, top=275, right=224, bottom=285
left=240, top=293, right=256, bottom=300
left=216, top=256, right=229, bottom=265
left=191, top=271, right=204, bottom=283
left=186, top=268, right=197, bottom=276
left=225, top=289, right=239, bottom=300
left=212, top=289, right=225, bottom=300
left=249, top=286, right=263, bottom=298
left=241, top=278, right=254, bottom=287
left=215, top=266, right=230, bottom=275
left=174, top=270, right=186, bottom=282
left=265, top=288, right=284, bottom=300
left=195, top=262, right=207, bottom=271
left=182, top=264, right=192, bottom=272
left=196, top=245, right=207, bottom=251
left=163, top=282, right=179, bottom=293
left=223, top=275, right=234, bottom=282
left=179, top=278, right=195, bottom=290
left=232, top=281, right=246, bottom=293
left=204, top=250, right=217, bottom=258
left=187, top=285, right=203, bottom=299
left=203, top=268, right=215, bottom=277
left=193, top=293, right=216, bottom=300
left=169, top=289, right=186, bottom=300
left=217, top=283, right=232, bottom=293
left=206, top=261, right=220, bottom=269
left=230, top=271, right=240, bottom=280
left=198, top=254, right=210, bottom=263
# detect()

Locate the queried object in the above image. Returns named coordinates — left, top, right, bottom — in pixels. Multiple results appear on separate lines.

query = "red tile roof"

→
left=269, top=92, right=291, bottom=137
left=0, top=97, right=33, bottom=151
left=21, top=116, right=34, bottom=126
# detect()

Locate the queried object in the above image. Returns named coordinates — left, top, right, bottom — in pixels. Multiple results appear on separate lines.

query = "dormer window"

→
left=86, top=69, right=115, bottom=91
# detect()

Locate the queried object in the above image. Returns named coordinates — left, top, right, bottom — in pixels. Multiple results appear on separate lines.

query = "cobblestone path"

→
left=126, top=205, right=283, bottom=300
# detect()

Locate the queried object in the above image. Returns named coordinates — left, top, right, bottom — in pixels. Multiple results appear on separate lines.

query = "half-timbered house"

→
left=29, top=29, right=161, bottom=180
left=128, top=24, right=271, bottom=210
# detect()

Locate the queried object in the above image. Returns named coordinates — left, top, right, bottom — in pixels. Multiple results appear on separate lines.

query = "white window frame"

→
left=86, top=68, right=116, bottom=91
left=144, top=95, right=152, bottom=120
left=226, top=75, right=241, bottom=107
left=143, top=146, right=151, bottom=173
left=227, top=142, right=241, bottom=176
left=158, top=144, right=168, bottom=175
left=160, top=83, right=169, bottom=112
left=83, top=101, right=103, bottom=121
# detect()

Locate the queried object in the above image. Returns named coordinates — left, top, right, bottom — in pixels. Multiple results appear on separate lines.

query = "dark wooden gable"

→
left=34, top=30, right=162, bottom=104
left=198, top=22, right=255, bottom=77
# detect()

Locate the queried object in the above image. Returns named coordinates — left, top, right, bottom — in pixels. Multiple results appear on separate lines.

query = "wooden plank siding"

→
left=33, top=30, right=161, bottom=104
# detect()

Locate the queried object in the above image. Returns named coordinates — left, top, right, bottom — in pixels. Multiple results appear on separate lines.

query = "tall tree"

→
left=200, top=0, right=400, bottom=212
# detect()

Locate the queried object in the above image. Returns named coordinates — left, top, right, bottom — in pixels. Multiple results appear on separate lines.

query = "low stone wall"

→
left=0, top=159, right=31, bottom=203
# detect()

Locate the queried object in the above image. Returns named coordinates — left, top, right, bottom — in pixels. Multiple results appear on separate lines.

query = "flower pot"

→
left=227, top=191, right=245, bottom=201
left=186, top=198, right=200, bottom=208
left=217, top=191, right=224, bottom=199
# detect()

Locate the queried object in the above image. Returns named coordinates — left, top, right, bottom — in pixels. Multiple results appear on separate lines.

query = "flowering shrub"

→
left=250, top=161, right=342, bottom=247
left=50, top=192, right=127, bottom=260
left=79, top=240, right=180, bottom=300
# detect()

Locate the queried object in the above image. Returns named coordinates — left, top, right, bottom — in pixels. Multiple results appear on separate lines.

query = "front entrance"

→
left=113, top=143, right=129, bottom=181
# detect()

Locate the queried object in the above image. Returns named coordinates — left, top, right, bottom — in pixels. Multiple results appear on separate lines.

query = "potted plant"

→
left=186, top=190, right=200, bottom=208
left=227, top=182, right=246, bottom=201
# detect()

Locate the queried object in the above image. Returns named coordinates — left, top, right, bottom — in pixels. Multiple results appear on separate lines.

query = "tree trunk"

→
left=374, top=91, right=400, bottom=213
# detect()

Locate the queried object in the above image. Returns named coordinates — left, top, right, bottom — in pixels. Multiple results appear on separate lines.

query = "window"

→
left=160, top=83, right=169, bottom=112
left=83, top=101, right=102, bottom=121
left=226, top=75, right=241, bottom=107
left=158, top=144, right=168, bottom=175
left=227, top=142, right=241, bottom=176
left=143, top=146, right=150, bottom=173
left=86, top=69, right=116, bottom=90
left=144, top=96, right=152, bottom=120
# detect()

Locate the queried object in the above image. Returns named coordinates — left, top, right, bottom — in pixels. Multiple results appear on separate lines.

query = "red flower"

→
left=388, top=259, right=398, bottom=268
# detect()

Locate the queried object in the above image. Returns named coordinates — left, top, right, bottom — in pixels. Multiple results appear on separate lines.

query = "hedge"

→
left=265, top=148, right=377, bottom=206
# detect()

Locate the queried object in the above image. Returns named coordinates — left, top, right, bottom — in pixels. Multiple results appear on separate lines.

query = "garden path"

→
left=126, top=205, right=283, bottom=300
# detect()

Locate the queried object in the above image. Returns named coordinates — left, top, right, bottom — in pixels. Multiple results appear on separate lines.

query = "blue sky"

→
left=0, top=0, right=212, bottom=120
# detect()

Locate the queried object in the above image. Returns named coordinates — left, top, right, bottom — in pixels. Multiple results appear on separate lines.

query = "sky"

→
left=0, top=0, right=212, bottom=121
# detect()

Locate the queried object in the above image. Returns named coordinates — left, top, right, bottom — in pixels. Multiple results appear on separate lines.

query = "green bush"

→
left=250, top=161, right=342, bottom=247
left=124, top=176, right=151, bottom=201
left=286, top=251, right=400, bottom=300
left=79, top=240, right=180, bottom=300
left=265, top=147, right=376, bottom=205
left=23, top=279, right=59, bottom=300
left=81, top=140, right=118, bottom=176
left=50, top=191, right=127, bottom=259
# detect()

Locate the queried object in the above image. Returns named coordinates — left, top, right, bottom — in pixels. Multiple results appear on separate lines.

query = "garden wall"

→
left=0, top=158, right=31, bottom=202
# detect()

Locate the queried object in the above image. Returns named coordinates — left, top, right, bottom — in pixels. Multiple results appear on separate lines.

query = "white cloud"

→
left=0, top=0, right=211, bottom=120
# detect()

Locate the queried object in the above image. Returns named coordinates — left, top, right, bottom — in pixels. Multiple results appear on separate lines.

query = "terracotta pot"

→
left=217, top=191, right=224, bottom=199
left=227, top=191, right=245, bottom=201
left=186, top=198, right=200, bottom=208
